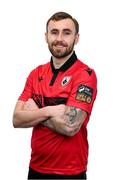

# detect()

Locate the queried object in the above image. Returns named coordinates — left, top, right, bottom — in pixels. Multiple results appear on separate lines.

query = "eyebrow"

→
left=63, top=29, right=72, bottom=32
left=50, top=28, right=72, bottom=32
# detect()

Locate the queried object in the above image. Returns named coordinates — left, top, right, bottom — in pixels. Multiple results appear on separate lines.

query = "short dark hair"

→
left=46, top=11, right=79, bottom=33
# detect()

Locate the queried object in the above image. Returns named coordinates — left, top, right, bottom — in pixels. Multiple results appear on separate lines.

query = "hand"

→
left=23, top=99, right=65, bottom=118
left=47, top=105, right=67, bottom=132
left=41, top=104, right=66, bottom=133
left=49, top=106, right=84, bottom=136
left=48, top=104, right=66, bottom=118
left=23, top=98, right=39, bottom=111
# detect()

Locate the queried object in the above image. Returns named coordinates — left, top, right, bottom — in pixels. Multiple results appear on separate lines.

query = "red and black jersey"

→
left=19, top=52, right=97, bottom=175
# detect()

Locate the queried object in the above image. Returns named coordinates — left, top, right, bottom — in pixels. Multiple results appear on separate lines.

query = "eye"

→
left=64, top=32, right=71, bottom=35
left=50, top=30, right=58, bottom=35
left=63, top=30, right=72, bottom=35
left=51, top=31, right=57, bottom=34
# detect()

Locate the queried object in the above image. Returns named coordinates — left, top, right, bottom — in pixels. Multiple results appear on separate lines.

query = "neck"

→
left=52, top=51, right=74, bottom=69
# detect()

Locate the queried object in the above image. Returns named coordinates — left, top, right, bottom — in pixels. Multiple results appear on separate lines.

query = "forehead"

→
left=47, top=18, right=76, bottom=32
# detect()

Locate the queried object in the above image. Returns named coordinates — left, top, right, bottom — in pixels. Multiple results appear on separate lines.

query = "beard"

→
left=47, top=40, right=75, bottom=58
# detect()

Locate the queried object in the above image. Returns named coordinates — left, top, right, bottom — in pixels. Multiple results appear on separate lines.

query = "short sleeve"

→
left=66, top=68, right=97, bottom=114
left=18, top=71, right=33, bottom=102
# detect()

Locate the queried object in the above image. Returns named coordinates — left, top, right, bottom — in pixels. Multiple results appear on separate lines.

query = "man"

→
left=13, top=12, right=97, bottom=179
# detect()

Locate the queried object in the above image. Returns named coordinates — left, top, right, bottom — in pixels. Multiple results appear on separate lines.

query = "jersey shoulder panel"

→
left=75, top=59, right=97, bottom=83
left=28, top=61, right=50, bottom=78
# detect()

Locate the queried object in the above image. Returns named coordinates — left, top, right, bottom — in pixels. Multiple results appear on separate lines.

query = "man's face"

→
left=45, top=19, right=79, bottom=59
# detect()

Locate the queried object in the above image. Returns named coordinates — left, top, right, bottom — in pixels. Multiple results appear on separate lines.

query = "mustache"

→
left=52, top=41, right=68, bottom=47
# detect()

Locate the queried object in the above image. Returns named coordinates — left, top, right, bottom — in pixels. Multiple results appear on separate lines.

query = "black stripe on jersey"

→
left=49, top=71, right=59, bottom=86
left=32, top=94, right=42, bottom=108
left=44, top=97, right=68, bottom=106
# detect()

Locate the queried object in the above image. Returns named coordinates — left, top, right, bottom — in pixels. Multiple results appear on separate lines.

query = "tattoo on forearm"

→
left=41, top=119, right=54, bottom=129
left=42, top=118, right=66, bottom=135
left=64, top=106, right=84, bottom=125
left=41, top=106, right=87, bottom=136
left=65, top=106, right=77, bottom=124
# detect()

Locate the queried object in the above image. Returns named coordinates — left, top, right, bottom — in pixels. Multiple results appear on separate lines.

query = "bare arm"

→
left=42, top=106, right=87, bottom=136
left=13, top=99, right=65, bottom=128
left=16, top=98, right=87, bottom=136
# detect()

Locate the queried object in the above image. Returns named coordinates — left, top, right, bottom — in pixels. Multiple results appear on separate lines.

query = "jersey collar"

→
left=50, top=51, right=78, bottom=73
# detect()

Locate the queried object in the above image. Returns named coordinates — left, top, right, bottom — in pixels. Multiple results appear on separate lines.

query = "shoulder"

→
left=76, top=59, right=97, bottom=81
left=28, top=61, right=50, bottom=77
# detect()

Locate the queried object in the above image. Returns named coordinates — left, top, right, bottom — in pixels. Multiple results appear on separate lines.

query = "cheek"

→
left=64, top=35, right=76, bottom=43
left=47, top=36, right=56, bottom=44
left=66, top=39, right=75, bottom=46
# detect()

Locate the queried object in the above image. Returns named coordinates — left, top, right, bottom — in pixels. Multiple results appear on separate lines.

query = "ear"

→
left=45, top=32, right=48, bottom=43
left=75, top=33, right=80, bottom=45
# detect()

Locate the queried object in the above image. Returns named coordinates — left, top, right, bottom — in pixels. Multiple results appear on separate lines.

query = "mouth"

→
left=52, top=41, right=67, bottom=48
left=55, top=45, right=65, bottom=48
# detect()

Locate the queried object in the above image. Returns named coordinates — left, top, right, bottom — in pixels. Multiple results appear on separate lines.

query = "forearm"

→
left=13, top=107, right=50, bottom=128
left=41, top=118, right=68, bottom=136
left=42, top=117, right=79, bottom=136
left=42, top=106, right=87, bottom=136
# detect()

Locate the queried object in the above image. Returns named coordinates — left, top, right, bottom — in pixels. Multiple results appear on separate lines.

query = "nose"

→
left=56, top=32, right=63, bottom=41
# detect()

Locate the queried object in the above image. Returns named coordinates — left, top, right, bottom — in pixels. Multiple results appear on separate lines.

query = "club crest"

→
left=61, top=76, right=71, bottom=86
